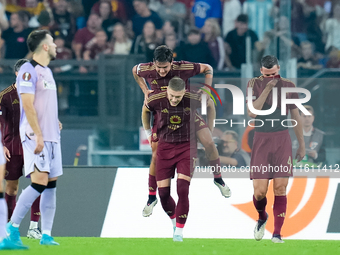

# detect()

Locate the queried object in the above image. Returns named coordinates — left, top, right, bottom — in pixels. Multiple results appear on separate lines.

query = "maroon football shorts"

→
left=156, top=141, right=197, bottom=181
left=5, top=155, right=24, bottom=180
left=250, top=129, right=293, bottom=179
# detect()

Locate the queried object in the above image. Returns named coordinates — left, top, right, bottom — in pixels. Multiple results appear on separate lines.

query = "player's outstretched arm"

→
left=291, top=108, right=305, bottom=162
left=141, top=105, right=152, bottom=145
left=132, top=65, right=153, bottom=105
left=247, top=79, right=278, bottom=118
left=206, top=97, right=216, bottom=133
left=199, top=63, right=213, bottom=92
left=21, top=93, right=44, bottom=154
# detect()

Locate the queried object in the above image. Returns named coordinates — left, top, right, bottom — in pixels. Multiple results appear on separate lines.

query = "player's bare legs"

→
left=272, top=177, right=288, bottom=243
left=157, top=174, right=191, bottom=242
left=196, top=128, right=231, bottom=197
left=253, top=179, right=269, bottom=241
left=143, top=141, right=158, bottom=217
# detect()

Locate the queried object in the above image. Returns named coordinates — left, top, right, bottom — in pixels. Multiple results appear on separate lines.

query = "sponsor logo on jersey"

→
left=151, top=80, right=158, bottom=85
left=162, top=108, right=169, bottom=113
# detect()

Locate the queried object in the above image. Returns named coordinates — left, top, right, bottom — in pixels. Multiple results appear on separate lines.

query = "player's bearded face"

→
left=167, top=88, right=185, bottom=106
left=260, top=65, right=280, bottom=77
left=154, top=61, right=172, bottom=77
left=45, top=35, right=57, bottom=61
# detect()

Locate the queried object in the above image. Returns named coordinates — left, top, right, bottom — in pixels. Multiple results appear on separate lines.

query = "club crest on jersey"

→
left=23, top=72, right=31, bottom=81
left=170, top=115, right=181, bottom=124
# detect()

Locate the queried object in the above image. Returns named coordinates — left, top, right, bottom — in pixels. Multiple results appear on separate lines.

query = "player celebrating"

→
left=0, top=59, right=42, bottom=240
left=6, top=30, right=62, bottom=246
left=133, top=45, right=231, bottom=217
left=142, top=77, right=204, bottom=241
left=247, top=55, right=305, bottom=243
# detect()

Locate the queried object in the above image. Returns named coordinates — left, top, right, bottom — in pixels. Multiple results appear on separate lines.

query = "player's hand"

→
left=59, top=120, right=63, bottom=130
left=295, top=146, right=305, bottom=162
left=265, top=79, right=279, bottom=90
left=307, top=150, right=317, bottom=159
left=147, top=136, right=152, bottom=146
left=34, top=134, right=44, bottom=154
left=144, top=90, right=154, bottom=106
left=79, top=66, right=88, bottom=73
left=3, top=146, right=10, bottom=162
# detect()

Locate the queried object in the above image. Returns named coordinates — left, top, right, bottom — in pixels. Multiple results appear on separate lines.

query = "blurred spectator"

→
left=84, top=30, right=113, bottom=61
left=0, top=11, right=31, bottom=59
left=164, top=33, right=182, bottom=60
left=217, top=130, right=250, bottom=168
left=111, top=22, right=132, bottom=54
left=37, top=9, right=51, bottom=29
left=191, top=0, right=222, bottom=28
left=0, top=0, right=9, bottom=31
left=202, top=18, right=225, bottom=70
left=180, top=27, right=216, bottom=67
left=162, top=19, right=180, bottom=39
left=91, top=0, right=127, bottom=23
left=257, top=16, right=301, bottom=60
left=306, top=10, right=325, bottom=54
left=149, top=0, right=162, bottom=12
left=51, top=0, right=76, bottom=47
left=241, top=125, right=255, bottom=155
left=224, top=14, right=258, bottom=69
left=290, top=105, right=326, bottom=164
left=130, top=20, right=160, bottom=62
left=324, top=3, right=340, bottom=51
left=326, top=48, right=340, bottom=68
left=96, top=1, right=120, bottom=39
left=291, top=0, right=307, bottom=42
left=53, top=32, right=73, bottom=73
left=222, top=0, right=241, bottom=38
left=157, top=0, right=186, bottom=23
left=297, top=41, right=323, bottom=70
left=25, top=0, right=49, bottom=28
left=131, top=0, right=163, bottom=39
left=242, top=0, right=273, bottom=41
left=72, top=13, right=102, bottom=68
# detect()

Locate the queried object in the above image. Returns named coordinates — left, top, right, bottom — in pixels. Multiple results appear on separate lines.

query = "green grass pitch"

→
left=2, top=238, right=340, bottom=255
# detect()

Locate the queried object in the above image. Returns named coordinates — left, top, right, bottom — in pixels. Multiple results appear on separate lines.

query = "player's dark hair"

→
left=236, top=14, right=249, bottom=24
left=168, top=76, right=185, bottom=91
left=27, top=29, right=52, bottom=53
left=13, top=59, right=29, bottom=73
left=261, top=55, right=279, bottom=69
left=154, top=45, right=173, bottom=63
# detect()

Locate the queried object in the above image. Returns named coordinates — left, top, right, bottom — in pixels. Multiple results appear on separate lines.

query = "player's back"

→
left=136, top=61, right=201, bottom=91
left=16, top=60, right=60, bottom=143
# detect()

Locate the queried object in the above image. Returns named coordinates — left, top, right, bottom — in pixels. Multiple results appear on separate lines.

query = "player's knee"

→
left=158, top=186, right=171, bottom=200
left=177, top=179, right=190, bottom=199
left=31, top=183, right=47, bottom=193
left=273, top=185, right=286, bottom=196
left=6, top=186, right=18, bottom=196
left=254, top=190, right=267, bottom=200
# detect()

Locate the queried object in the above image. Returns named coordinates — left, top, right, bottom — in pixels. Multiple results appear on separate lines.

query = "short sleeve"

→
left=246, top=78, right=258, bottom=103
left=16, top=63, right=37, bottom=95
left=136, top=63, right=153, bottom=78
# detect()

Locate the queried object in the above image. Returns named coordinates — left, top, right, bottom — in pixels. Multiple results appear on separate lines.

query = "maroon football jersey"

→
left=147, top=91, right=201, bottom=143
left=247, top=75, right=299, bottom=133
left=136, top=61, right=201, bottom=92
left=0, top=84, right=23, bottom=155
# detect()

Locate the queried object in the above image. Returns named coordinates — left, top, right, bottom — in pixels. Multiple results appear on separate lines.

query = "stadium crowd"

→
left=0, top=0, right=339, bottom=72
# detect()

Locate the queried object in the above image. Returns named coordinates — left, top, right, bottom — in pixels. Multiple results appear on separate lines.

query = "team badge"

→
left=170, top=115, right=181, bottom=124
left=22, top=72, right=31, bottom=81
